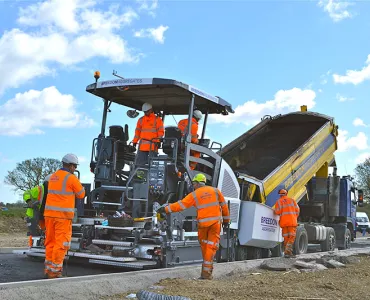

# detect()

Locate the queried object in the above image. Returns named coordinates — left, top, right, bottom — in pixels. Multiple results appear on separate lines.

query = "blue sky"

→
left=1, top=0, right=370, bottom=203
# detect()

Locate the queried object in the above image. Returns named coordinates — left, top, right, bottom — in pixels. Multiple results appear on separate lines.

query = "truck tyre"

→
left=293, top=226, right=308, bottom=255
left=235, top=245, right=248, bottom=261
left=320, top=227, right=336, bottom=252
left=338, top=228, right=351, bottom=250
left=271, top=243, right=284, bottom=257
left=246, top=247, right=262, bottom=260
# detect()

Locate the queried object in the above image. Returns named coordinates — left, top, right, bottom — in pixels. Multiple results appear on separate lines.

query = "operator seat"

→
left=162, top=126, right=183, bottom=157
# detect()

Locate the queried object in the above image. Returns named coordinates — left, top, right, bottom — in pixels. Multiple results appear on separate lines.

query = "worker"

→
left=157, top=173, right=230, bottom=280
left=43, top=154, right=85, bottom=279
left=274, top=188, right=300, bottom=258
left=132, top=103, right=164, bottom=166
left=178, top=110, right=202, bottom=170
left=23, top=174, right=52, bottom=247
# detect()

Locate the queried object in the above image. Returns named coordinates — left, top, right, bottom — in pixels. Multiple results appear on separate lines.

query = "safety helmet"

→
left=62, top=153, right=79, bottom=165
left=192, top=173, right=207, bottom=183
left=278, top=188, right=288, bottom=195
left=142, top=103, right=153, bottom=112
left=44, top=174, right=52, bottom=182
left=193, top=110, right=203, bottom=120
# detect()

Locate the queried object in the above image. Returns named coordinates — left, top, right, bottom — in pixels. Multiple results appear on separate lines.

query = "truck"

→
left=22, top=75, right=361, bottom=269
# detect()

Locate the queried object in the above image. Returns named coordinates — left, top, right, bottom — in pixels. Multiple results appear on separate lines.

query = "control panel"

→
left=149, top=160, right=166, bottom=196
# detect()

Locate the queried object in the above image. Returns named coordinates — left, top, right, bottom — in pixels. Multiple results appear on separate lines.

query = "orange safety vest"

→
left=133, top=113, right=164, bottom=151
left=44, top=169, right=86, bottom=220
left=165, top=186, right=230, bottom=228
left=178, top=117, right=199, bottom=144
left=274, top=196, right=300, bottom=227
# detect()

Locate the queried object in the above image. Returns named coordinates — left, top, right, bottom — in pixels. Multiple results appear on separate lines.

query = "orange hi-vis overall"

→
left=165, top=186, right=230, bottom=279
left=178, top=117, right=200, bottom=170
left=133, top=112, right=164, bottom=152
left=43, top=169, right=85, bottom=278
left=274, top=195, right=300, bottom=255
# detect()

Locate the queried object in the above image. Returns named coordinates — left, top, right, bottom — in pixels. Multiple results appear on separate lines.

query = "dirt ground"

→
left=107, top=256, right=370, bottom=300
left=0, top=216, right=28, bottom=247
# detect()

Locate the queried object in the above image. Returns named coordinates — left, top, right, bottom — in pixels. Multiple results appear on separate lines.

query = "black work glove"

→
left=223, top=222, right=229, bottom=232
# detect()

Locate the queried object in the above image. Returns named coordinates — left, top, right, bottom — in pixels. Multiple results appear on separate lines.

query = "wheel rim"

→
left=346, top=232, right=351, bottom=249
left=298, top=234, right=306, bottom=253
left=329, top=234, right=336, bottom=251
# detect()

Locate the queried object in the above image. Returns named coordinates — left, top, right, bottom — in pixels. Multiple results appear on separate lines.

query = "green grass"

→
left=0, top=207, right=26, bottom=218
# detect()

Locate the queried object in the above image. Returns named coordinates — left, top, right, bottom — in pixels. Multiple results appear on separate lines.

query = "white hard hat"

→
left=44, top=174, right=52, bottom=182
left=62, top=153, right=79, bottom=165
left=193, top=110, right=203, bottom=120
left=142, top=103, right=152, bottom=112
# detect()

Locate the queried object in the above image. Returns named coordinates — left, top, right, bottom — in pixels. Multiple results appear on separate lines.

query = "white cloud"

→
left=355, top=152, right=370, bottom=164
left=320, top=70, right=332, bottom=85
left=78, top=156, right=88, bottom=163
left=337, top=129, right=368, bottom=152
left=136, top=0, right=158, bottom=17
left=353, top=118, right=367, bottom=127
left=134, top=25, right=169, bottom=44
left=0, top=86, right=95, bottom=136
left=318, top=0, right=354, bottom=22
left=333, top=55, right=370, bottom=85
left=336, top=93, right=354, bottom=102
left=209, top=87, right=316, bottom=126
left=0, top=0, right=151, bottom=94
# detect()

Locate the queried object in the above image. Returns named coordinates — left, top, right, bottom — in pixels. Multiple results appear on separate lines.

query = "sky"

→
left=1, top=0, right=370, bottom=203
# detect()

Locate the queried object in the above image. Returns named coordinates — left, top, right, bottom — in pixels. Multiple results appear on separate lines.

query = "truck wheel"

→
left=246, top=247, right=262, bottom=260
left=235, top=245, right=248, bottom=261
left=339, top=228, right=351, bottom=250
left=271, top=243, right=284, bottom=257
left=293, top=226, right=308, bottom=255
left=320, top=227, right=336, bottom=252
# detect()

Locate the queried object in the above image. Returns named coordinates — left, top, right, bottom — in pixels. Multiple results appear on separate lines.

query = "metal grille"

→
left=221, top=170, right=238, bottom=198
left=230, top=202, right=239, bottom=223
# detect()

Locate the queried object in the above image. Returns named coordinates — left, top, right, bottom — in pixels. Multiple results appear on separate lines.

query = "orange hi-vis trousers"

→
left=198, top=221, right=221, bottom=279
left=28, top=219, right=46, bottom=247
left=44, top=217, right=72, bottom=278
left=282, top=226, right=297, bottom=255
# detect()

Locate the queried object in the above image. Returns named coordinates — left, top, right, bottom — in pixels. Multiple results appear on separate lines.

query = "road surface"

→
left=1, top=237, right=370, bottom=284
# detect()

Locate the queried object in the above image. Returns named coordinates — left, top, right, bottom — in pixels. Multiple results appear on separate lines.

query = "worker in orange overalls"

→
left=178, top=110, right=203, bottom=170
left=132, top=103, right=164, bottom=166
left=43, top=153, right=85, bottom=279
left=274, top=188, right=300, bottom=258
left=158, top=173, right=230, bottom=280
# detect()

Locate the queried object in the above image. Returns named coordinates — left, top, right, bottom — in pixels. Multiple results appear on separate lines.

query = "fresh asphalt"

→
left=1, top=237, right=370, bottom=283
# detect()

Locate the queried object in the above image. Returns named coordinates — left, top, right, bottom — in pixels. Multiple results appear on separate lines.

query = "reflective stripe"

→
left=223, top=216, right=231, bottom=220
left=52, top=262, right=63, bottom=268
left=197, top=201, right=220, bottom=209
left=179, top=201, right=186, bottom=209
left=44, top=260, right=52, bottom=265
left=46, top=266, right=61, bottom=273
left=192, top=192, right=199, bottom=206
left=213, top=188, right=219, bottom=202
left=48, top=190, right=74, bottom=195
left=141, top=128, right=157, bottom=132
left=281, top=211, right=299, bottom=216
left=281, top=203, right=296, bottom=209
left=76, top=187, right=85, bottom=197
left=44, top=205, right=75, bottom=212
left=201, top=239, right=214, bottom=245
left=220, top=202, right=225, bottom=207
left=198, top=216, right=222, bottom=223
left=167, top=205, right=172, bottom=213
left=203, top=260, right=213, bottom=264
left=63, top=241, right=71, bottom=247
left=202, top=266, right=212, bottom=271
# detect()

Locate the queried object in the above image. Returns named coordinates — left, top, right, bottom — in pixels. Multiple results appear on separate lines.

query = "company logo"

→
left=101, top=79, right=144, bottom=86
left=261, top=216, right=278, bottom=233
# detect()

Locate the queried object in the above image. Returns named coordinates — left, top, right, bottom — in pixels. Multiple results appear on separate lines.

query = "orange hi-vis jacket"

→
left=274, top=195, right=300, bottom=227
left=44, top=169, right=86, bottom=220
left=133, top=112, right=164, bottom=152
left=165, top=186, right=230, bottom=228
left=178, top=117, right=199, bottom=144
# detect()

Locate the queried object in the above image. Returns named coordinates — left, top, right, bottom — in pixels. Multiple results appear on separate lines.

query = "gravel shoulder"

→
left=106, top=256, right=370, bottom=300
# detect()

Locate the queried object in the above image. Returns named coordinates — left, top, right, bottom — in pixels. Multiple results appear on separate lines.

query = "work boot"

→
left=199, top=270, right=213, bottom=280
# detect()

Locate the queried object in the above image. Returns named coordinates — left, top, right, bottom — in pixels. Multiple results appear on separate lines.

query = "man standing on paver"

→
left=274, top=188, right=300, bottom=258
left=43, top=154, right=85, bottom=278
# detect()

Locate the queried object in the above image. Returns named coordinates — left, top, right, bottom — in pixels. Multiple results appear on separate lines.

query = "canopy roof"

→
left=86, top=77, right=234, bottom=115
